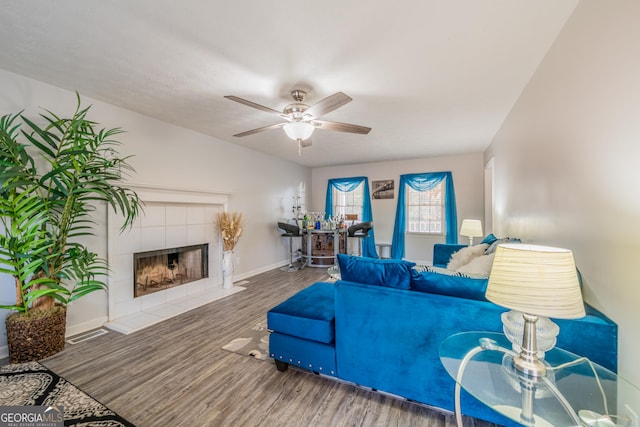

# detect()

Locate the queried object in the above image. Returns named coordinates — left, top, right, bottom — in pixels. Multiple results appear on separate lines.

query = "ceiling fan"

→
left=225, top=90, right=371, bottom=155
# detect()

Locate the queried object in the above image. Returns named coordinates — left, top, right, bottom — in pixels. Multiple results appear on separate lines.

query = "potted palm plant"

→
left=0, top=93, right=141, bottom=363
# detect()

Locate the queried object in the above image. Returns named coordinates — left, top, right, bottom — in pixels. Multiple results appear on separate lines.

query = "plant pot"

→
left=5, top=305, right=67, bottom=363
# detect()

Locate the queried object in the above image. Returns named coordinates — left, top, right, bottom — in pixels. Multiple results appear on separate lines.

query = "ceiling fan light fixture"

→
left=283, top=122, right=314, bottom=141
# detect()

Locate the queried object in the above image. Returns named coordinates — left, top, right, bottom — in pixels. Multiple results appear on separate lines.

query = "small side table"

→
left=376, top=242, right=392, bottom=259
left=440, top=332, right=638, bottom=427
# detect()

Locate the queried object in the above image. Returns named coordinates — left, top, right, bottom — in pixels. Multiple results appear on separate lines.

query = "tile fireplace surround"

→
left=104, top=184, right=245, bottom=334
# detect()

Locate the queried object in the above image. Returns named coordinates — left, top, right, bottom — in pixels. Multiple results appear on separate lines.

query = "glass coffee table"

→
left=440, top=332, right=639, bottom=427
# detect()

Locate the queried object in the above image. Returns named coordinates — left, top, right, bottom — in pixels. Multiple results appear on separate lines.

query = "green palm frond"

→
left=0, top=93, right=141, bottom=315
left=0, top=191, right=55, bottom=313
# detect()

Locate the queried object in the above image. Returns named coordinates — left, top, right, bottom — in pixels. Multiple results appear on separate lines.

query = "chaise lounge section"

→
left=268, top=281, right=338, bottom=376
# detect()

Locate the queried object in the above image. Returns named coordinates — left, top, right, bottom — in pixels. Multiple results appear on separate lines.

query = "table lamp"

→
left=485, top=244, right=585, bottom=378
left=484, top=244, right=586, bottom=426
left=460, top=219, right=483, bottom=245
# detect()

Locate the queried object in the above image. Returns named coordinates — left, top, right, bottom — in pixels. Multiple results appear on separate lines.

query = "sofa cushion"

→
left=267, top=282, right=335, bottom=344
left=337, top=254, right=416, bottom=289
left=410, top=268, right=488, bottom=301
left=455, top=252, right=495, bottom=276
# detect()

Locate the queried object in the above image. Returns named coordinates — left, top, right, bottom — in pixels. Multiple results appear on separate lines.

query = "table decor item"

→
left=217, top=211, right=243, bottom=288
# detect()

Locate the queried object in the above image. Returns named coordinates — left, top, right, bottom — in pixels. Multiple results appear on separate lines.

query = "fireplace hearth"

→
left=134, top=244, right=209, bottom=298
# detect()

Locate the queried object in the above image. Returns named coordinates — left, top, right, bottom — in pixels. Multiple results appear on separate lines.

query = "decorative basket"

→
left=6, top=305, right=67, bottom=363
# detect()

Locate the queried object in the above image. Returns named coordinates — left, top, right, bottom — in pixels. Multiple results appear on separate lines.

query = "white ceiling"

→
left=0, top=1, right=578, bottom=168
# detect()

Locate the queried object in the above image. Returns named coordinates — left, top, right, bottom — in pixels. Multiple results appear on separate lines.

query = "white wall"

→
left=311, top=153, right=485, bottom=263
left=485, top=0, right=640, bottom=387
left=0, top=69, right=311, bottom=354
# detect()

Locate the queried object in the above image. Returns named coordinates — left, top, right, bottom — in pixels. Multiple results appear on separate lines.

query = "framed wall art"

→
left=372, top=179, right=394, bottom=199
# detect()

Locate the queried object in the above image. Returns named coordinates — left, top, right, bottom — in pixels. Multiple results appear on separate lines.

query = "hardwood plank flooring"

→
left=7, top=267, right=498, bottom=427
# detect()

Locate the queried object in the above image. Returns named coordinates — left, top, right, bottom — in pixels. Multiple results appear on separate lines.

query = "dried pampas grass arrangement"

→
left=217, top=211, right=243, bottom=251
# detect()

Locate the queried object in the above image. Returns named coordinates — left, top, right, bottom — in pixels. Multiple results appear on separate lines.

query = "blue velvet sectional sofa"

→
left=267, top=250, right=618, bottom=426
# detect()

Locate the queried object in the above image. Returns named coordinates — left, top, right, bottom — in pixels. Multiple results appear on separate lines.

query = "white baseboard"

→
left=232, top=260, right=293, bottom=282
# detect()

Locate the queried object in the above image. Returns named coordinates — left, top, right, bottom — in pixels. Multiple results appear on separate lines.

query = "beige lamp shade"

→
left=460, top=219, right=483, bottom=238
left=486, top=244, right=585, bottom=319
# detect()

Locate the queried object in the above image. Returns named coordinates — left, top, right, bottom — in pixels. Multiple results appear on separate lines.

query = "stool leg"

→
left=289, top=236, right=294, bottom=267
left=296, top=236, right=305, bottom=270
left=281, top=235, right=301, bottom=272
left=348, top=236, right=361, bottom=257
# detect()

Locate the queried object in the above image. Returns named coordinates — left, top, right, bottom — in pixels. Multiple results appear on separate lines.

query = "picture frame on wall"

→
left=372, top=179, right=394, bottom=199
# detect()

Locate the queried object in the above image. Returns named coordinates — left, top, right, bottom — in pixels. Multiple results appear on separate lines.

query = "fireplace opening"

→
left=134, top=244, right=209, bottom=298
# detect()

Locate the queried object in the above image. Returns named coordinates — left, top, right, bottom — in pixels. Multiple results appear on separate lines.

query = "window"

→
left=332, top=183, right=364, bottom=218
left=406, top=182, right=443, bottom=233
left=392, top=172, right=455, bottom=259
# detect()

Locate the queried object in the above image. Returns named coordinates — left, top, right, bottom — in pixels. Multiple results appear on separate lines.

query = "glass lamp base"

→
left=502, top=310, right=559, bottom=358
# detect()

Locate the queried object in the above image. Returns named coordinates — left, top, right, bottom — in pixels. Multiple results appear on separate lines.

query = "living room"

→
left=1, top=0, right=639, bottom=425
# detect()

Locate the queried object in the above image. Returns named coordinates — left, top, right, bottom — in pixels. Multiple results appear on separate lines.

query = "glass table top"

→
left=440, top=332, right=638, bottom=427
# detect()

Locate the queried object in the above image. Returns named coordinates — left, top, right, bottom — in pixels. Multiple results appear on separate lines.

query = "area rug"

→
left=221, top=317, right=273, bottom=363
left=0, top=361, right=135, bottom=426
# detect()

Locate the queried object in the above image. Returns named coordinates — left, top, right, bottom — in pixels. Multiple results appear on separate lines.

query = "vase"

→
left=222, top=250, right=234, bottom=289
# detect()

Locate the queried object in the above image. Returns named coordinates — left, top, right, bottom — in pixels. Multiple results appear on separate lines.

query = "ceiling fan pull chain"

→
left=298, top=139, right=302, bottom=156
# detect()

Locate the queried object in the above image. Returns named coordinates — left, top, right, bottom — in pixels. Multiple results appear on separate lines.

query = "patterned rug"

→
left=221, top=318, right=272, bottom=363
left=0, top=361, right=135, bottom=426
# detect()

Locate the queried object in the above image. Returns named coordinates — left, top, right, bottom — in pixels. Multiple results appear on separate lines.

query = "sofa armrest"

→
left=432, top=243, right=468, bottom=268
left=556, top=303, right=618, bottom=372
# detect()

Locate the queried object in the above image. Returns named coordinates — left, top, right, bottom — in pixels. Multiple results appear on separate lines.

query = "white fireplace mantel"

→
left=128, top=183, right=231, bottom=206
left=104, top=184, right=244, bottom=335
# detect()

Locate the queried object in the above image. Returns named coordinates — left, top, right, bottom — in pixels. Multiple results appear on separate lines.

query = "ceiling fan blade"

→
left=313, top=120, right=371, bottom=135
left=304, top=92, right=352, bottom=118
left=225, top=95, right=284, bottom=116
left=233, top=122, right=285, bottom=137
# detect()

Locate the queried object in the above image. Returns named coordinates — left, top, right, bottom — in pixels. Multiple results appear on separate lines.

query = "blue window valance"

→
left=325, top=176, right=377, bottom=258
left=391, top=172, right=458, bottom=259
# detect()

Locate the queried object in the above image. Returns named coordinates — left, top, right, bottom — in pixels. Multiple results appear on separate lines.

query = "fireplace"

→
left=133, top=244, right=209, bottom=298
left=106, top=186, right=235, bottom=333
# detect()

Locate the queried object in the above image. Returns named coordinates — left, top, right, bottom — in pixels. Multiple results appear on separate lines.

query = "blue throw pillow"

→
left=336, top=254, right=416, bottom=289
left=480, top=233, right=499, bottom=246
left=410, top=268, right=488, bottom=301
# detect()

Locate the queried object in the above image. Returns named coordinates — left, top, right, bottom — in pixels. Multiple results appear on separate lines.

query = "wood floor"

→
left=11, top=267, right=497, bottom=427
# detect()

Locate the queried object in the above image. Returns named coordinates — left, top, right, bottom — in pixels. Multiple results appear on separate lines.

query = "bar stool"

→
left=347, top=221, right=373, bottom=257
left=277, top=221, right=303, bottom=272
